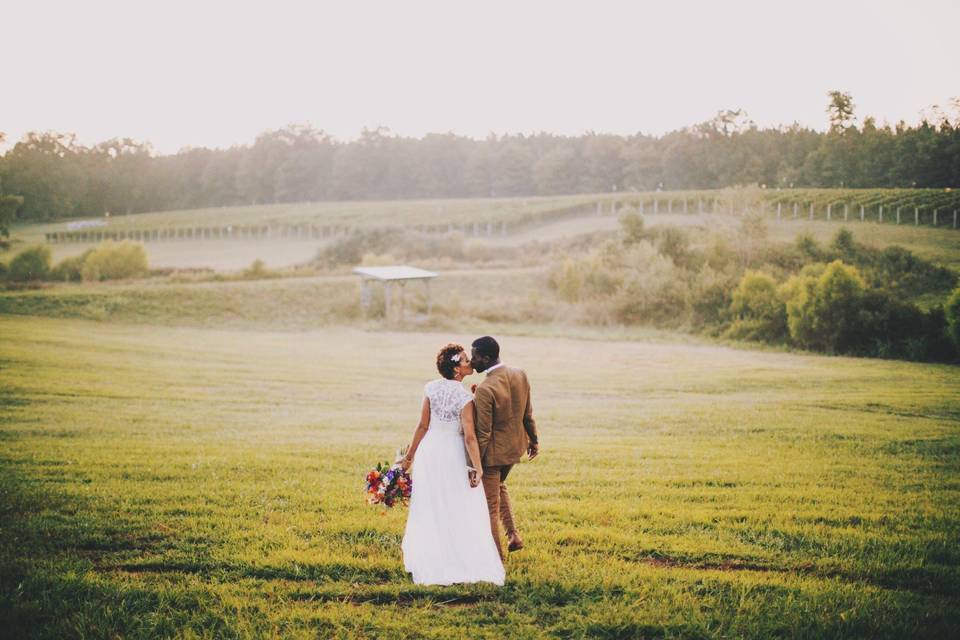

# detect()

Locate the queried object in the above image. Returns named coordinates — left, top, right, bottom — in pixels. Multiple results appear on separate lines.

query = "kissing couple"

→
left=399, top=336, right=539, bottom=586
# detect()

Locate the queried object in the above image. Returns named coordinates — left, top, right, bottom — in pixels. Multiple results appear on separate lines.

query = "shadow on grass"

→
left=114, top=558, right=405, bottom=584
left=580, top=546, right=960, bottom=598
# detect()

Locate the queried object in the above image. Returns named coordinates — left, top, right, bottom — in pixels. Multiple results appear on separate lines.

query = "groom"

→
left=470, top=336, right=539, bottom=560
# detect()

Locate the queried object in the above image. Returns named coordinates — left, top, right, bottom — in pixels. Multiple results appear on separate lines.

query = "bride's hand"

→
left=467, top=468, right=480, bottom=488
left=400, top=456, right=412, bottom=472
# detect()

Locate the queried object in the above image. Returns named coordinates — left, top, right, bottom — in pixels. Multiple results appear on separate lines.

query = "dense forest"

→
left=1, top=92, right=958, bottom=224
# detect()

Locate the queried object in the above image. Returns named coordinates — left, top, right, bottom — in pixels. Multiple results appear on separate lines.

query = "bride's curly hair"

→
left=436, top=343, right=465, bottom=380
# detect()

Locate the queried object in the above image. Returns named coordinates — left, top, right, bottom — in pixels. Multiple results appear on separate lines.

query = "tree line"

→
left=1, top=92, right=958, bottom=225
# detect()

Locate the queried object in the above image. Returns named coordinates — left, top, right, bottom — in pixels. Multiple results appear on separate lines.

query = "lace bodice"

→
left=424, top=379, right=473, bottom=424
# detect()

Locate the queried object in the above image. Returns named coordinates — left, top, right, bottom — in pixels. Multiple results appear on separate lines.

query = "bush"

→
left=619, top=211, right=646, bottom=244
left=655, top=226, right=693, bottom=268
left=783, top=260, right=866, bottom=353
left=8, top=245, right=52, bottom=282
left=727, top=270, right=787, bottom=341
left=795, top=233, right=824, bottom=261
left=611, top=242, right=690, bottom=326
left=862, top=245, right=957, bottom=299
left=703, top=235, right=738, bottom=272
left=551, top=258, right=585, bottom=303
left=0, top=261, right=7, bottom=280
left=314, top=228, right=488, bottom=268
left=830, top=227, right=857, bottom=258
left=946, top=287, right=960, bottom=349
left=80, top=241, right=148, bottom=282
left=691, top=264, right=738, bottom=328
left=51, top=250, right=93, bottom=282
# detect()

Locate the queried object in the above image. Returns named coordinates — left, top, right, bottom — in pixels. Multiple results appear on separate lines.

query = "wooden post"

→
left=639, top=201, right=644, bottom=215
left=809, top=203, right=814, bottom=220
left=896, top=207, right=901, bottom=225
left=384, top=282, right=392, bottom=321
left=653, top=199, right=659, bottom=214
left=860, top=205, right=864, bottom=222
left=360, top=279, right=371, bottom=312
left=827, top=204, right=832, bottom=221
left=915, top=208, right=919, bottom=225
left=954, top=210, right=958, bottom=229
left=683, top=199, right=688, bottom=214
left=777, top=202, right=782, bottom=220
left=844, top=203, right=849, bottom=221
left=879, top=205, right=883, bottom=223
left=793, top=202, right=798, bottom=219
left=668, top=199, right=672, bottom=214
left=933, top=208, right=938, bottom=226
left=698, top=199, right=703, bottom=214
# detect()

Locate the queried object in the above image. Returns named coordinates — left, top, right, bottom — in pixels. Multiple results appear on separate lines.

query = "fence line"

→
left=42, top=196, right=960, bottom=244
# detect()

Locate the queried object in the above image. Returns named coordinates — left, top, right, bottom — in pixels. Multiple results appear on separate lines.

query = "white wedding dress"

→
left=402, top=379, right=505, bottom=586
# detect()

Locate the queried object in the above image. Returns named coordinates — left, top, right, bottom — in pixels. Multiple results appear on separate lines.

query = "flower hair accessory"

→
left=450, top=353, right=461, bottom=363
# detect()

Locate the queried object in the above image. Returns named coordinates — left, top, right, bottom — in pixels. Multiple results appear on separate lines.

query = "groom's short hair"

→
left=471, top=336, right=500, bottom=361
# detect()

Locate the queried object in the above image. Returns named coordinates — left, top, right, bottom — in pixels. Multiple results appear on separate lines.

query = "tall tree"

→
left=827, top=90, right=856, bottom=132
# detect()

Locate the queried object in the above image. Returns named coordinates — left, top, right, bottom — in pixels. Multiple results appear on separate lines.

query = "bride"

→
left=399, top=343, right=505, bottom=586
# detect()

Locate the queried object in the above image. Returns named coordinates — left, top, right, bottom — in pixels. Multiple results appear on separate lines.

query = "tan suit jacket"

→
left=474, top=365, right=538, bottom=467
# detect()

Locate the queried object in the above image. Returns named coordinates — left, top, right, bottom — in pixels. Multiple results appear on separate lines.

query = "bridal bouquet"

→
left=365, top=448, right=412, bottom=508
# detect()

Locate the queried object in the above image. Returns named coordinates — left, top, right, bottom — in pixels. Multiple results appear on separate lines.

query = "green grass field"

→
left=1, top=315, right=958, bottom=638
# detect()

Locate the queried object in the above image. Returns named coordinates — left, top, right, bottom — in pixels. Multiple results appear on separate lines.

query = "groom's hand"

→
left=527, top=443, right=539, bottom=460
left=467, top=468, right=480, bottom=488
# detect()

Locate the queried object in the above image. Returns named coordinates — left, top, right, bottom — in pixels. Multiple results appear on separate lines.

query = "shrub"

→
left=0, top=261, right=7, bottom=280
left=51, top=250, right=93, bottom=282
left=315, top=229, right=392, bottom=268
left=727, top=270, right=787, bottom=341
left=8, top=245, right=52, bottom=282
left=782, top=260, right=866, bottom=353
left=946, top=287, right=960, bottom=349
left=611, top=242, right=690, bottom=326
left=862, top=245, right=957, bottom=299
left=80, top=241, right=148, bottom=282
left=691, top=264, right=738, bottom=328
left=795, top=233, right=823, bottom=261
left=740, top=212, right=769, bottom=242
left=242, top=259, right=278, bottom=280
left=830, top=227, right=857, bottom=258
left=314, top=228, right=488, bottom=268
left=551, top=258, right=585, bottom=303
left=656, top=226, right=693, bottom=268
left=704, top=235, right=738, bottom=272
left=619, top=211, right=646, bottom=244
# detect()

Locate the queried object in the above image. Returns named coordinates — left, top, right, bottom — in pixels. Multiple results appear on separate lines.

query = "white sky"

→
left=2, top=0, right=958, bottom=154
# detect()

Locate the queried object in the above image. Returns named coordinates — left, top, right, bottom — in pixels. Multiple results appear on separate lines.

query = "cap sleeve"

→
left=456, top=385, right=474, bottom=412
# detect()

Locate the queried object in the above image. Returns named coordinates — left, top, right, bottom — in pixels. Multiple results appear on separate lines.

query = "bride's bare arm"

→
left=460, top=401, right=483, bottom=487
left=401, top=397, right=431, bottom=470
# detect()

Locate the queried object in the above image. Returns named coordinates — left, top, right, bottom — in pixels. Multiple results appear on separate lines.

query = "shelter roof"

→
left=352, top=266, right=439, bottom=281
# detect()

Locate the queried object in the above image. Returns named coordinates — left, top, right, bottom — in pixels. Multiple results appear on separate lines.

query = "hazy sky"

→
left=2, top=0, right=958, bottom=154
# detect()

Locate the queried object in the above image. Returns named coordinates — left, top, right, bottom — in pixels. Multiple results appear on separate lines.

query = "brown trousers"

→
left=481, top=464, right=517, bottom=560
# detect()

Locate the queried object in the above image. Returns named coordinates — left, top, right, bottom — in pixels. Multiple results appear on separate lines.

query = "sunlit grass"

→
left=1, top=316, right=958, bottom=638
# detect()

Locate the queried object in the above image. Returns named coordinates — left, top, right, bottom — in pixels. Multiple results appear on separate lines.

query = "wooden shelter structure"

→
left=352, top=266, right=438, bottom=321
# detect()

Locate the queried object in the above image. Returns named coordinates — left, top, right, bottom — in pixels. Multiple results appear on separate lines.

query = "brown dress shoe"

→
left=507, top=535, right=524, bottom=552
